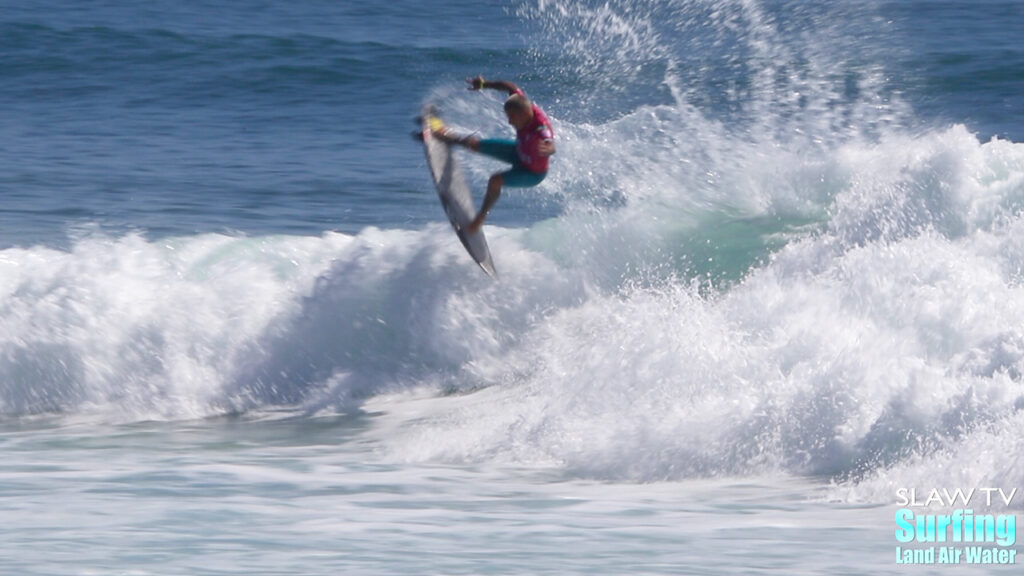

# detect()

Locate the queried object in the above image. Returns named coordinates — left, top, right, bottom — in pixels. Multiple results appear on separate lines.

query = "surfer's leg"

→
left=476, top=139, right=517, bottom=164
left=435, top=128, right=480, bottom=149
left=427, top=117, right=482, bottom=149
left=500, top=166, right=547, bottom=188
left=466, top=166, right=547, bottom=233
left=467, top=173, right=504, bottom=234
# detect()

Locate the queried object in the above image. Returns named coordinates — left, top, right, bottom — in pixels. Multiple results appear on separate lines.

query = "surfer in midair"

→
left=429, top=76, right=555, bottom=233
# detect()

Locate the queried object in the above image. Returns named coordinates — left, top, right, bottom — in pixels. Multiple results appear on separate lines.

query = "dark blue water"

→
left=887, top=0, right=1023, bottom=139
left=2, top=0, right=1020, bottom=248
left=0, top=0, right=538, bottom=246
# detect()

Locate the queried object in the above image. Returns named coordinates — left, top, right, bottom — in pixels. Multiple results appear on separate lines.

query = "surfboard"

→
left=419, top=106, right=497, bottom=279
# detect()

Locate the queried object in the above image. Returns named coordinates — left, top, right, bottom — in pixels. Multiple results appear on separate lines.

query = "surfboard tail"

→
left=478, top=257, right=497, bottom=279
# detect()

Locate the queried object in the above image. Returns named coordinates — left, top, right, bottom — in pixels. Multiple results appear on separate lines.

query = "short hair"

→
left=504, top=93, right=531, bottom=114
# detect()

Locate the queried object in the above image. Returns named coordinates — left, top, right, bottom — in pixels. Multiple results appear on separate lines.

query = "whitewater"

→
left=4, top=122, right=1023, bottom=484
left=2, top=0, right=1024, bottom=573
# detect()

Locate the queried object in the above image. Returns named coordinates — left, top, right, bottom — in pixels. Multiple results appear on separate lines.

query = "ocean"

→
left=1, top=0, right=1023, bottom=573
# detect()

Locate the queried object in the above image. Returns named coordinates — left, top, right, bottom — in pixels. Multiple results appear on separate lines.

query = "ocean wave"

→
left=375, top=131, right=1024, bottom=492
left=3, top=0, right=1024, bottom=498
left=2, top=127, right=1022, bottom=494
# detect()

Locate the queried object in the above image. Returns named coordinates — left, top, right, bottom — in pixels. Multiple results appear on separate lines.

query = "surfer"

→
left=430, top=76, right=555, bottom=233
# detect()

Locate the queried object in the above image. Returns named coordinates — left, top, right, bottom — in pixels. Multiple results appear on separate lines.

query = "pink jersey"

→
left=514, top=90, right=554, bottom=174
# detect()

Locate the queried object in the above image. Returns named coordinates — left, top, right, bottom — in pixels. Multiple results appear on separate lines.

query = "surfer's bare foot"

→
left=428, top=118, right=478, bottom=148
left=436, top=127, right=474, bottom=147
left=466, top=217, right=484, bottom=234
left=426, top=116, right=453, bottom=141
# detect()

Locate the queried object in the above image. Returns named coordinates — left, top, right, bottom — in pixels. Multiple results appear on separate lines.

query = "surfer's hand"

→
left=467, top=76, right=485, bottom=91
left=538, top=139, right=556, bottom=157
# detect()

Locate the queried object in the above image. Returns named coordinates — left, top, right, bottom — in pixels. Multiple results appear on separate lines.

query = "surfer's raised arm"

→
left=465, top=76, right=554, bottom=159
left=466, top=76, right=519, bottom=95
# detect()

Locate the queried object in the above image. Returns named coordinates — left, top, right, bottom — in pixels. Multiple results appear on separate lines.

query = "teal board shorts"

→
left=477, top=139, right=547, bottom=188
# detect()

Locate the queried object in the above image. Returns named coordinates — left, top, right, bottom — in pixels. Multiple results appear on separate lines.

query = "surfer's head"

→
left=504, top=94, right=533, bottom=130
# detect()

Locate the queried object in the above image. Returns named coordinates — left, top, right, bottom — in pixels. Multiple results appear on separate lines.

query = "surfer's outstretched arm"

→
left=467, top=76, right=518, bottom=95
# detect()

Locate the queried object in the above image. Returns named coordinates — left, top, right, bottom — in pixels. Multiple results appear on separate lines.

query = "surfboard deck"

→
left=419, top=105, right=497, bottom=278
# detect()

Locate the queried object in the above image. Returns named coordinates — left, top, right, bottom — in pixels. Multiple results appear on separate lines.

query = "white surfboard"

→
left=419, top=106, right=497, bottom=278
